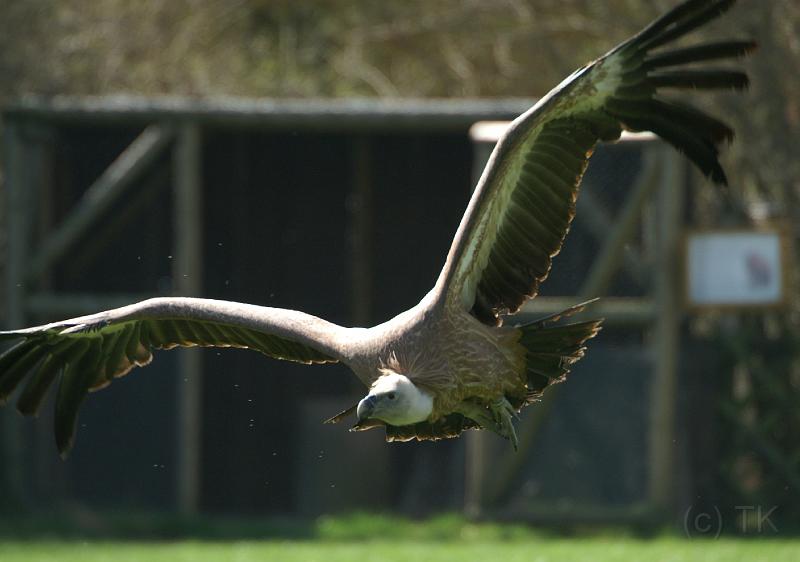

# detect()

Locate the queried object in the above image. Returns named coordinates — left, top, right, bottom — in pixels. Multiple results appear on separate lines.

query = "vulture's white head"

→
left=356, top=371, right=433, bottom=426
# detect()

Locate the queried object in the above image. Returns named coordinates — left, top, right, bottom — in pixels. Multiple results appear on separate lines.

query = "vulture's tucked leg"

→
left=455, top=401, right=498, bottom=430
left=456, top=398, right=519, bottom=451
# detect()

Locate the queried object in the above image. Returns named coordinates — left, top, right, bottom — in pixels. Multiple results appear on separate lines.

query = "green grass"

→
left=0, top=537, right=797, bottom=562
left=0, top=512, right=796, bottom=561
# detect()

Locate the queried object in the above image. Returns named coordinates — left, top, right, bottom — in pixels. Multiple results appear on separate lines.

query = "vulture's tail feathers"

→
left=517, top=306, right=602, bottom=402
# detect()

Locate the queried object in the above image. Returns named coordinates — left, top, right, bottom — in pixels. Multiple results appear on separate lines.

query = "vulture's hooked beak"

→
left=355, top=394, right=378, bottom=423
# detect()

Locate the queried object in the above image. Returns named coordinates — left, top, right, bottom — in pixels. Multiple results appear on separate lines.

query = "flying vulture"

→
left=0, top=0, right=753, bottom=456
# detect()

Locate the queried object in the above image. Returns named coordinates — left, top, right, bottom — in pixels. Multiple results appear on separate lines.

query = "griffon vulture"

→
left=0, top=0, right=753, bottom=455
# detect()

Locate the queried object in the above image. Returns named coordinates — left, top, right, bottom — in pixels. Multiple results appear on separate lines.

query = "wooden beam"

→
left=5, top=96, right=538, bottom=132
left=26, top=124, right=174, bottom=281
left=579, top=147, right=662, bottom=293
left=648, top=147, right=685, bottom=511
left=65, top=163, right=170, bottom=279
left=173, top=122, right=204, bottom=514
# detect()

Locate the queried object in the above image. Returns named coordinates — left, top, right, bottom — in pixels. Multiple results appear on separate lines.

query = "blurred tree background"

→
left=0, top=0, right=798, bottom=526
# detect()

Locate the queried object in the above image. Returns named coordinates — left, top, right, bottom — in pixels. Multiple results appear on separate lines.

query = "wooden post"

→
left=648, top=147, right=685, bottom=511
left=349, top=136, right=373, bottom=327
left=2, top=120, right=28, bottom=506
left=482, top=148, right=662, bottom=506
left=173, top=122, right=203, bottom=514
left=25, top=124, right=59, bottom=504
left=464, top=431, right=487, bottom=517
left=465, top=129, right=674, bottom=517
left=463, top=129, right=495, bottom=517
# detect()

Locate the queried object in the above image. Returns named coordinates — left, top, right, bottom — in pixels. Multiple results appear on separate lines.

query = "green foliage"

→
left=0, top=1, right=766, bottom=98
left=709, top=314, right=800, bottom=527
left=316, top=511, right=541, bottom=542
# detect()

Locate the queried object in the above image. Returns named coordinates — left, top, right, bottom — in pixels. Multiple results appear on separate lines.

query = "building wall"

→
left=18, top=121, right=473, bottom=514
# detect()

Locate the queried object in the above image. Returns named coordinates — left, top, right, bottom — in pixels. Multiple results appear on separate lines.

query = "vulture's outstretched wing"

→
left=436, top=0, right=754, bottom=325
left=0, top=297, right=346, bottom=456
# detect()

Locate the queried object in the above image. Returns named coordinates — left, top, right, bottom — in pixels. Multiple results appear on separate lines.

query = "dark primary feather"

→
left=648, top=69, right=749, bottom=90
left=640, top=0, right=737, bottom=50
left=604, top=97, right=729, bottom=183
left=643, top=41, right=757, bottom=70
left=442, top=0, right=753, bottom=327
left=606, top=0, right=753, bottom=181
left=629, top=0, right=714, bottom=45
left=0, top=298, right=339, bottom=456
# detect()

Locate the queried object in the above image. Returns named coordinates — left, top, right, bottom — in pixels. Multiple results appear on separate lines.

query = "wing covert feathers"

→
left=0, top=297, right=340, bottom=456
left=439, top=0, right=753, bottom=326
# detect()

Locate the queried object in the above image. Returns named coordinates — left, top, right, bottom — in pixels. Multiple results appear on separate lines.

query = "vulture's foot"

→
left=489, top=397, right=519, bottom=452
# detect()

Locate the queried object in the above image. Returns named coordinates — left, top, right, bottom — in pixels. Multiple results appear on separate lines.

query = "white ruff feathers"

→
left=370, top=372, right=433, bottom=425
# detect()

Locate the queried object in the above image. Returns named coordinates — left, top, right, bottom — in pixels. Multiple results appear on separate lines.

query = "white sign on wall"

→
left=686, top=229, right=787, bottom=309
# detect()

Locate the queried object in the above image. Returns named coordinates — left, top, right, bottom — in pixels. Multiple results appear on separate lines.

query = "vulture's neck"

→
left=404, top=383, right=434, bottom=423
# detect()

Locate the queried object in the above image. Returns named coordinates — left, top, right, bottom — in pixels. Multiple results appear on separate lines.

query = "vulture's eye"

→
left=388, top=392, right=397, bottom=400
